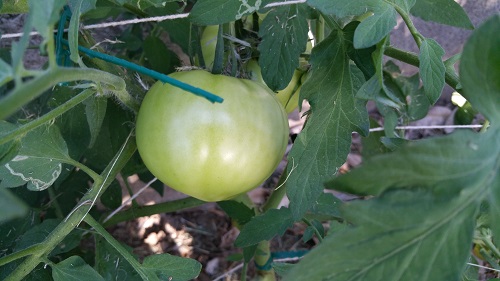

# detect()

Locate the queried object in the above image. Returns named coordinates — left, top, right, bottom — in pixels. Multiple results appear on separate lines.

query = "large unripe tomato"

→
left=135, top=70, right=289, bottom=202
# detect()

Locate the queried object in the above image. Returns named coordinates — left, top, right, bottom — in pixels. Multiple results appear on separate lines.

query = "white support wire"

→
left=368, top=124, right=484, bottom=132
left=0, top=0, right=306, bottom=40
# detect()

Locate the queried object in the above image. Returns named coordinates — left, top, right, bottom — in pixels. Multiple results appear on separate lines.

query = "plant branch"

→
left=0, top=244, right=44, bottom=267
left=4, top=135, right=137, bottom=281
left=0, top=67, right=126, bottom=120
left=393, top=5, right=422, bottom=47
left=302, top=218, right=324, bottom=243
left=102, top=197, right=205, bottom=227
left=384, top=46, right=461, bottom=91
left=262, top=165, right=288, bottom=213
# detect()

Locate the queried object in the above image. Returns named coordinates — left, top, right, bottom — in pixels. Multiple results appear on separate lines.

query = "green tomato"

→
left=199, top=25, right=219, bottom=70
left=135, top=70, right=289, bottom=202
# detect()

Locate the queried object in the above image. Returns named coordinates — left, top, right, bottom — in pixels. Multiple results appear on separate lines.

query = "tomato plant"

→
left=0, top=1, right=499, bottom=281
left=136, top=70, right=288, bottom=201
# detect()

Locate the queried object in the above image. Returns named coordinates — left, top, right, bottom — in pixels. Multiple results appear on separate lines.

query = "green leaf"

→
left=0, top=0, right=29, bottom=13
left=235, top=207, right=294, bottom=248
left=410, top=0, right=474, bottom=29
left=0, top=121, right=20, bottom=165
left=68, top=0, right=97, bottom=63
left=83, top=93, right=106, bottom=148
left=283, top=188, right=479, bottom=281
left=143, top=35, right=180, bottom=74
left=52, top=256, right=105, bottom=281
left=0, top=58, right=12, bottom=86
left=142, top=254, right=202, bottom=281
left=189, top=0, right=267, bottom=25
left=258, top=5, right=309, bottom=91
left=100, top=180, right=122, bottom=210
left=354, top=3, right=396, bottom=49
left=419, top=38, right=445, bottom=104
left=386, top=0, right=416, bottom=14
left=460, top=15, right=500, bottom=122
left=95, top=236, right=139, bottom=280
left=308, top=192, right=342, bottom=221
left=218, top=200, right=255, bottom=226
left=343, top=21, right=376, bottom=79
left=0, top=125, right=71, bottom=191
left=29, top=0, right=66, bottom=40
left=14, top=219, right=83, bottom=256
left=306, top=0, right=379, bottom=18
left=49, top=86, right=91, bottom=160
left=0, top=188, right=27, bottom=223
left=286, top=30, right=369, bottom=219
left=326, top=130, right=498, bottom=196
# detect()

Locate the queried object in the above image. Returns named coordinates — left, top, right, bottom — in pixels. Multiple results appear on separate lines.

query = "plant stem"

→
left=4, top=135, right=137, bottom=281
left=315, top=16, right=325, bottom=44
left=0, top=88, right=94, bottom=146
left=384, top=46, right=461, bottom=91
left=393, top=5, right=422, bottom=47
left=46, top=34, right=57, bottom=68
left=0, top=244, right=44, bottom=267
left=262, top=166, right=288, bottom=213
left=254, top=241, right=276, bottom=281
left=65, top=158, right=101, bottom=183
left=84, top=215, right=152, bottom=280
left=0, top=67, right=126, bottom=120
left=102, top=197, right=205, bottom=227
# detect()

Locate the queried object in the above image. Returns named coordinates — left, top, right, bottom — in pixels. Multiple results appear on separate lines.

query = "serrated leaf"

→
left=68, top=0, right=97, bottom=63
left=258, top=5, right=309, bottom=91
left=0, top=189, right=27, bottom=223
left=189, top=0, right=267, bottom=25
left=142, top=254, right=201, bottom=281
left=52, top=256, right=105, bottom=281
left=354, top=3, right=396, bottom=49
left=419, top=38, right=445, bottom=104
left=283, top=188, right=479, bottom=281
left=460, top=15, right=500, bottom=122
left=410, top=0, right=473, bottom=29
left=326, top=130, right=498, bottom=196
left=83, top=93, right=106, bottom=148
left=235, top=207, right=294, bottom=248
left=286, top=30, right=369, bottom=219
left=0, top=125, right=71, bottom=191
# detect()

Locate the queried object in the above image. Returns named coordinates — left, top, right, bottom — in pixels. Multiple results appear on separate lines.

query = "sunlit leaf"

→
left=142, top=254, right=202, bottom=281
left=284, top=188, right=479, bottom=281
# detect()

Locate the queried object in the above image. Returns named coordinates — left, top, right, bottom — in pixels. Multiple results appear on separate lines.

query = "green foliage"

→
left=258, top=4, right=309, bottom=91
left=0, top=1, right=497, bottom=280
left=410, top=0, right=474, bottom=29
